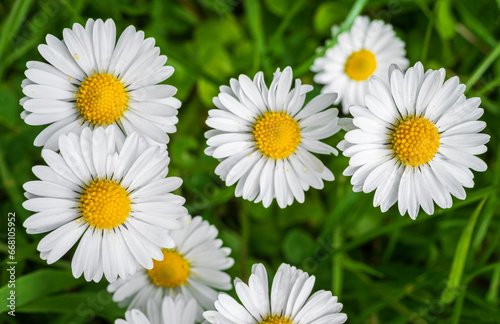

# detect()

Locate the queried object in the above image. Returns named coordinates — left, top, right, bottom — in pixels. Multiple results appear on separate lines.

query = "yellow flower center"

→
left=252, top=111, right=301, bottom=160
left=260, top=315, right=293, bottom=324
left=79, top=179, right=131, bottom=230
left=147, top=249, right=190, bottom=288
left=390, top=116, right=441, bottom=167
left=344, top=49, right=377, bottom=81
left=76, top=73, right=128, bottom=126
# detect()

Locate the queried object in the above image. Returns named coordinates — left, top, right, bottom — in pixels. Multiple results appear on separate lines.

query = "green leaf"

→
left=243, top=0, right=265, bottom=72
left=313, top=2, right=349, bottom=35
left=440, top=197, right=487, bottom=305
left=250, top=222, right=281, bottom=258
left=434, top=0, right=456, bottom=40
left=194, top=18, right=241, bottom=47
left=0, top=85, right=18, bottom=128
left=263, top=0, right=289, bottom=17
left=466, top=41, right=500, bottom=90
left=456, top=1, right=497, bottom=48
left=282, top=228, right=316, bottom=264
left=197, top=78, right=219, bottom=107
left=0, top=0, right=35, bottom=75
left=0, top=269, right=86, bottom=313
left=294, top=0, right=368, bottom=75
left=198, top=46, right=234, bottom=79
left=277, top=193, right=325, bottom=227
left=17, top=291, right=124, bottom=322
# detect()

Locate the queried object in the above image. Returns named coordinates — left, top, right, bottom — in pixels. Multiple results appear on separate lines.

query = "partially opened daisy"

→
left=339, top=62, right=490, bottom=219
left=205, top=66, right=341, bottom=208
left=204, top=263, right=347, bottom=324
left=21, top=18, right=180, bottom=150
left=115, top=296, right=197, bottom=324
left=108, top=215, right=233, bottom=320
left=23, top=127, right=188, bottom=282
left=312, top=16, right=409, bottom=114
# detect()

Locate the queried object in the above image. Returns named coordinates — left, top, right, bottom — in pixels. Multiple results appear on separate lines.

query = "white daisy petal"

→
left=38, top=35, right=85, bottom=80
left=23, top=19, right=179, bottom=150
left=109, top=215, right=233, bottom=322
left=205, top=67, right=339, bottom=208
left=23, top=128, right=186, bottom=283
left=340, top=62, right=489, bottom=218
left=204, top=263, right=347, bottom=324
left=312, top=16, right=409, bottom=114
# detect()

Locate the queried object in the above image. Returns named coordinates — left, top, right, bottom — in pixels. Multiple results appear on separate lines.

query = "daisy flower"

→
left=21, top=18, right=180, bottom=150
left=22, top=127, right=188, bottom=282
left=204, top=263, right=347, bottom=324
left=339, top=62, right=490, bottom=219
left=205, top=66, right=341, bottom=208
left=108, top=215, right=234, bottom=321
left=312, top=16, right=409, bottom=114
left=115, top=296, right=197, bottom=324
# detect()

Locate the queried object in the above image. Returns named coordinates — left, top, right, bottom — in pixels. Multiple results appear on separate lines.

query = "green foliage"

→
left=0, top=0, right=499, bottom=323
left=0, top=269, right=86, bottom=313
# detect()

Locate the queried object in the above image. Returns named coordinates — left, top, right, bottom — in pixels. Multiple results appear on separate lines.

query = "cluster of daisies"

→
left=19, top=13, right=489, bottom=324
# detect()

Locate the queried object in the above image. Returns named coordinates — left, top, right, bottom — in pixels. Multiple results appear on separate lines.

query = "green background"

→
left=1, top=0, right=499, bottom=323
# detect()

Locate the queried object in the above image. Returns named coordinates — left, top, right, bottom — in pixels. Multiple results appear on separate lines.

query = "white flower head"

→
left=22, top=127, right=188, bottom=282
left=312, top=16, right=409, bottom=114
left=339, top=62, right=490, bottom=219
left=108, top=215, right=234, bottom=321
left=205, top=66, right=341, bottom=208
left=21, top=18, right=180, bottom=150
left=115, top=295, right=197, bottom=324
left=204, top=263, right=347, bottom=324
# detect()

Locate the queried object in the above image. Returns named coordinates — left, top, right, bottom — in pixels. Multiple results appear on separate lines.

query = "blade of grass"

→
left=466, top=41, right=500, bottom=90
left=486, top=264, right=500, bottom=304
left=294, top=0, right=368, bottom=75
left=471, top=197, right=497, bottom=253
left=243, top=0, right=266, bottom=73
left=451, top=286, right=467, bottom=324
left=439, top=197, right=487, bottom=305
left=352, top=271, right=414, bottom=317
left=414, top=0, right=433, bottom=20
left=382, top=228, right=401, bottom=262
left=0, top=269, right=85, bottom=313
left=479, top=222, right=500, bottom=265
left=344, top=256, right=385, bottom=278
left=472, top=146, right=499, bottom=252
left=465, top=261, right=500, bottom=284
left=239, top=203, right=250, bottom=281
left=332, top=225, right=343, bottom=298
left=465, top=291, right=500, bottom=317
left=3, top=0, right=71, bottom=74
left=319, top=189, right=359, bottom=239
left=268, top=0, right=308, bottom=46
left=420, top=15, right=434, bottom=64
left=0, top=146, right=30, bottom=222
left=59, top=0, right=84, bottom=21
left=456, top=1, right=497, bottom=48
left=326, top=185, right=498, bottom=257
left=0, top=0, right=35, bottom=79
left=476, top=74, right=500, bottom=97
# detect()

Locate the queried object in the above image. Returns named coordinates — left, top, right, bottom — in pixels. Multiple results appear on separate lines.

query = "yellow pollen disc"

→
left=252, top=111, right=301, bottom=160
left=344, top=49, right=377, bottom=81
left=147, top=249, right=190, bottom=288
left=79, top=179, right=131, bottom=230
left=76, top=73, right=128, bottom=126
left=260, top=315, right=293, bottom=324
left=390, top=116, right=440, bottom=167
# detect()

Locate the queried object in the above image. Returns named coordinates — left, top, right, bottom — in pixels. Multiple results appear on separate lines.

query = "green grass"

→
left=0, top=0, right=499, bottom=323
